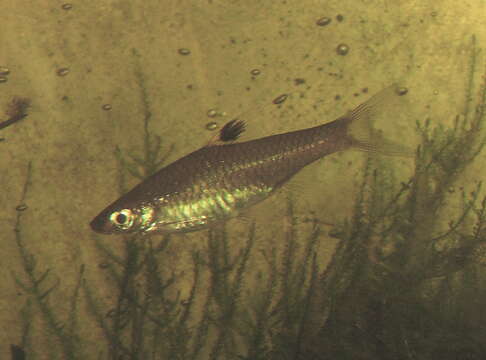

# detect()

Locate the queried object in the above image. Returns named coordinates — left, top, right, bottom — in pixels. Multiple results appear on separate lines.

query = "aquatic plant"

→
left=11, top=162, right=86, bottom=360
left=299, top=36, right=486, bottom=359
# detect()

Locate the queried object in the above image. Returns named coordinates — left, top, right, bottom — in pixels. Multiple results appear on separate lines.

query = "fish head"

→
left=90, top=207, right=136, bottom=234
left=90, top=203, right=155, bottom=235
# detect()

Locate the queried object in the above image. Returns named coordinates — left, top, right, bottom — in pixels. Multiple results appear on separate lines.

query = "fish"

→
left=90, top=84, right=411, bottom=235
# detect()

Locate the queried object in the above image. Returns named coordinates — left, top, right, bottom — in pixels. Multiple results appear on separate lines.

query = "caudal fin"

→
left=346, top=84, right=415, bottom=157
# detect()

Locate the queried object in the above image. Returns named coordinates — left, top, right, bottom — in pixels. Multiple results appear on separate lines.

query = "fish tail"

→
left=346, top=84, right=414, bottom=157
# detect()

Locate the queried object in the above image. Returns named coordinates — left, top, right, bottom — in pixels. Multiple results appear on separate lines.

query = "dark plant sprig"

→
left=12, top=162, right=79, bottom=359
left=0, top=96, right=30, bottom=132
left=242, top=246, right=278, bottom=360
left=306, top=35, right=486, bottom=360
left=117, top=50, right=175, bottom=181
left=206, top=223, right=256, bottom=359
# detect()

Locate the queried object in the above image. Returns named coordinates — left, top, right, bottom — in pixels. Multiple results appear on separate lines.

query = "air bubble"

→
left=336, top=44, right=349, bottom=56
left=178, top=48, right=191, bottom=56
left=316, top=17, right=331, bottom=26
left=273, top=94, right=288, bottom=105
left=207, top=109, right=218, bottom=118
left=396, top=87, right=408, bottom=96
left=250, top=68, right=261, bottom=76
left=206, top=121, right=218, bottom=131
left=16, top=204, right=28, bottom=211
left=57, top=67, right=70, bottom=76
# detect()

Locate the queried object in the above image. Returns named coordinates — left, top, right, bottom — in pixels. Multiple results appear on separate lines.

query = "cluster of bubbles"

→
left=315, top=15, right=350, bottom=56
left=0, top=66, right=10, bottom=83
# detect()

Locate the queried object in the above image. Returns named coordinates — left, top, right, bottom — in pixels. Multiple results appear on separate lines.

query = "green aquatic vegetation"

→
left=236, top=200, right=320, bottom=360
left=89, top=238, right=198, bottom=359
left=116, top=49, right=175, bottom=184
left=204, top=224, right=255, bottom=359
left=12, top=162, right=86, bottom=360
left=300, top=37, right=486, bottom=359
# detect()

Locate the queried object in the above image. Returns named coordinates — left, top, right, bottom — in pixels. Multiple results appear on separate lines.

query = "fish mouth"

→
left=89, top=215, right=113, bottom=234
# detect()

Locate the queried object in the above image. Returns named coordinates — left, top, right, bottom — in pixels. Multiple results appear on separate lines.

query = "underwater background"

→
left=1, top=1, right=486, bottom=359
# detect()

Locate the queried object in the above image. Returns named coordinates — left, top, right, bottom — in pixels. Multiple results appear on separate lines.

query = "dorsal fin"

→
left=207, top=119, right=247, bottom=146
left=220, top=119, right=246, bottom=142
left=205, top=88, right=294, bottom=147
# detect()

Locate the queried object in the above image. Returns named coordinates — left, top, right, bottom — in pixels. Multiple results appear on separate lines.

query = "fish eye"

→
left=115, top=213, right=127, bottom=224
left=110, top=209, right=134, bottom=230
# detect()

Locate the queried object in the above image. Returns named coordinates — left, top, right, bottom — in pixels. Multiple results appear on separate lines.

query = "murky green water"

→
left=1, top=1, right=485, bottom=359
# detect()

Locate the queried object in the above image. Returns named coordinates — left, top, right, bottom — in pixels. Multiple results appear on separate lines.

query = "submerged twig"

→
left=0, top=96, right=30, bottom=131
